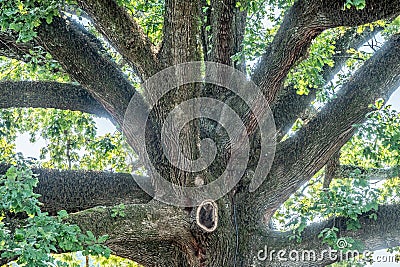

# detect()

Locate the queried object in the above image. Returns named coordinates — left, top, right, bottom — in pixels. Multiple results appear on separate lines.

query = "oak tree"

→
left=1, top=0, right=400, bottom=266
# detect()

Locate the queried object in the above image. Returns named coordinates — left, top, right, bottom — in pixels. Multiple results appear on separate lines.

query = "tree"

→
left=0, top=0, right=400, bottom=266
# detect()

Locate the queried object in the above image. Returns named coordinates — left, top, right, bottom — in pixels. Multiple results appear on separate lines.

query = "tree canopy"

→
left=0, top=0, right=400, bottom=266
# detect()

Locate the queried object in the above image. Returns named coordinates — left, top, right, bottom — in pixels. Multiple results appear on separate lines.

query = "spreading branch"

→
left=36, top=17, right=145, bottom=124
left=251, top=33, right=400, bottom=220
left=272, top=27, right=381, bottom=139
left=76, top=0, right=161, bottom=79
left=338, top=165, right=400, bottom=181
left=255, top=205, right=400, bottom=267
left=0, top=164, right=151, bottom=214
left=252, top=0, right=400, bottom=105
left=0, top=81, right=111, bottom=119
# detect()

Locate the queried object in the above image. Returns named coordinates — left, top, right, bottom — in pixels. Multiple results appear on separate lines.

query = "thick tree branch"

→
left=252, top=0, right=400, bottom=105
left=158, top=0, right=200, bottom=66
left=76, top=0, right=160, bottom=79
left=69, top=201, right=196, bottom=267
left=252, top=205, right=400, bottom=267
left=36, top=17, right=142, bottom=124
left=35, top=17, right=152, bottom=155
left=0, top=163, right=151, bottom=214
left=0, top=81, right=111, bottom=119
left=251, top=33, right=400, bottom=221
left=273, top=27, right=381, bottom=139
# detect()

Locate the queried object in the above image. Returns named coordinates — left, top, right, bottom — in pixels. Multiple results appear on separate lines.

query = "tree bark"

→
left=0, top=164, right=151, bottom=214
left=0, top=81, right=111, bottom=120
left=251, top=33, right=400, bottom=222
left=76, top=0, right=161, bottom=80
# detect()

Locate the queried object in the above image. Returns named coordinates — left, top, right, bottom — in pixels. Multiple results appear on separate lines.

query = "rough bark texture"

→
left=76, top=0, right=161, bottom=79
left=0, top=164, right=151, bottom=213
left=68, top=201, right=196, bottom=267
left=323, top=151, right=340, bottom=189
left=251, top=33, right=400, bottom=222
left=252, top=205, right=400, bottom=267
left=0, top=81, right=110, bottom=119
left=1, top=0, right=400, bottom=266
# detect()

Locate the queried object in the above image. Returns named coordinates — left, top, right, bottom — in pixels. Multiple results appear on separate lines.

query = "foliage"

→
left=342, top=103, right=400, bottom=168
left=0, top=54, right=67, bottom=82
left=275, top=102, right=400, bottom=262
left=0, top=161, right=110, bottom=267
left=344, top=0, right=366, bottom=10
left=116, top=0, right=164, bottom=44
left=233, top=0, right=294, bottom=66
left=0, top=0, right=62, bottom=42
left=275, top=173, right=379, bottom=246
left=111, top=204, right=126, bottom=218
left=93, top=254, right=141, bottom=266
left=0, top=108, right=133, bottom=173
left=52, top=252, right=142, bottom=267
left=286, top=30, right=337, bottom=95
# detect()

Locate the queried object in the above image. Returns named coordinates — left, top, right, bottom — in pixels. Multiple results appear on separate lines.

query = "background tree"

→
left=0, top=0, right=400, bottom=266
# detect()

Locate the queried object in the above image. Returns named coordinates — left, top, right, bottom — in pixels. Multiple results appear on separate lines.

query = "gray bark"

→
left=0, top=81, right=111, bottom=120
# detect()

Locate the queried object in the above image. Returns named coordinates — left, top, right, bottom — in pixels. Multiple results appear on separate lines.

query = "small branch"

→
left=337, top=165, right=400, bottom=181
left=323, top=151, right=340, bottom=189
left=0, top=32, right=38, bottom=62
left=200, top=0, right=212, bottom=62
